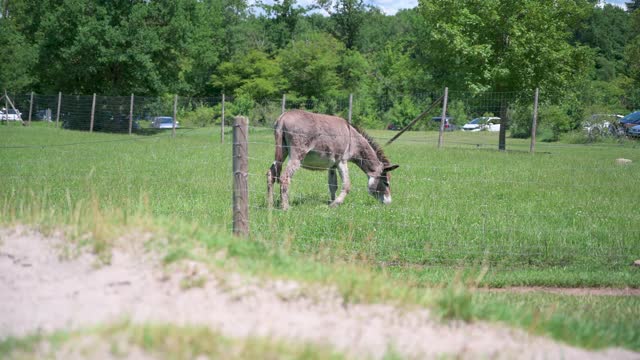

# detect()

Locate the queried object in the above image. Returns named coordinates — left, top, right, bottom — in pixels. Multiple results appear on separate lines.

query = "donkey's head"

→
left=368, top=164, right=399, bottom=204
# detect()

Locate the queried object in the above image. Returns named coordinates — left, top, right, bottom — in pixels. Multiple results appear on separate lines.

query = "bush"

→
left=509, top=102, right=578, bottom=141
left=382, top=96, right=421, bottom=129
left=179, top=106, right=216, bottom=128
left=447, top=100, right=467, bottom=127
left=507, top=102, right=533, bottom=139
left=560, top=130, right=591, bottom=144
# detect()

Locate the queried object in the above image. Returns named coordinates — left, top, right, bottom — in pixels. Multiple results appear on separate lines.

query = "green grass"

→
left=1, top=122, right=640, bottom=352
left=1, top=123, right=639, bottom=284
left=0, top=322, right=350, bottom=359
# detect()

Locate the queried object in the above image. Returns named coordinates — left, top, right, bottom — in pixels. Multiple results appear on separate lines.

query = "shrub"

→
left=507, top=102, right=533, bottom=139
left=179, top=106, right=216, bottom=128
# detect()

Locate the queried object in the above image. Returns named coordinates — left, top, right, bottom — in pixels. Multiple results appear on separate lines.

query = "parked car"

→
left=462, top=117, right=501, bottom=132
left=628, top=124, right=640, bottom=138
left=0, top=108, right=22, bottom=121
left=35, top=109, right=52, bottom=121
left=619, top=111, right=640, bottom=132
left=151, top=116, right=178, bottom=129
left=583, top=114, right=623, bottom=136
left=431, top=116, right=457, bottom=131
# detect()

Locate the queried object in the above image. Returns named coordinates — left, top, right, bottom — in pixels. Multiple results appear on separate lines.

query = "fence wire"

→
left=2, top=90, right=639, bottom=269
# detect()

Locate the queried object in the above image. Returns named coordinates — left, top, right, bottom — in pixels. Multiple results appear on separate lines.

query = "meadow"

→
left=1, top=121, right=640, bottom=352
left=2, top=122, right=639, bottom=285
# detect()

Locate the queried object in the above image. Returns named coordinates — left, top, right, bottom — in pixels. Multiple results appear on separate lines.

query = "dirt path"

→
left=0, top=226, right=638, bottom=359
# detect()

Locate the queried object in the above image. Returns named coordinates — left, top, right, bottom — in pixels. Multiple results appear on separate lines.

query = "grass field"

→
left=1, top=121, right=640, bottom=352
left=6, top=122, right=637, bottom=283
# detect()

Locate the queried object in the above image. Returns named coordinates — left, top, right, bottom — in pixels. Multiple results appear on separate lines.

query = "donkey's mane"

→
left=351, top=124, right=390, bottom=166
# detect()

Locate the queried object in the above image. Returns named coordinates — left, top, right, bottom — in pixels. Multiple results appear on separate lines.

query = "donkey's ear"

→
left=384, top=164, right=399, bottom=172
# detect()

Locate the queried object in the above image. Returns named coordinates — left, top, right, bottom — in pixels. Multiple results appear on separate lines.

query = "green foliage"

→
left=382, top=96, right=420, bottom=129
left=575, top=4, right=631, bottom=81
left=224, top=95, right=255, bottom=123
left=1, top=0, right=639, bottom=139
left=447, top=100, right=467, bottom=126
left=179, top=106, right=216, bottom=127
left=278, top=32, right=345, bottom=98
left=210, top=50, right=286, bottom=99
left=537, top=105, right=575, bottom=141
left=0, top=20, right=36, bottom=91
left=417, top=0, right=593, bottom=93
left=506, top=102, right=533, bottom=138
left=509, top=102, right=578, bottom=141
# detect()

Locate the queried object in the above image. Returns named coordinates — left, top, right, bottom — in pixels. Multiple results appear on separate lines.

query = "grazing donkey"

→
left=267, top=110, right=399, bottom=210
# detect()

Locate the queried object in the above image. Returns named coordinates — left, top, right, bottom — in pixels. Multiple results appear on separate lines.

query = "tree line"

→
left=1, top=0, right=640, bottom=134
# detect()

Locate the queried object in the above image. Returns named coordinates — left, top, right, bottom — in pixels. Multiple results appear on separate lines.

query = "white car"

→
left=462, top=117, right=500, bottom=132
left=151, top=116, right=179, bottom=129
left=583, top=114, right=623, bottom=136
left=1, top=108, right=22, bottom=121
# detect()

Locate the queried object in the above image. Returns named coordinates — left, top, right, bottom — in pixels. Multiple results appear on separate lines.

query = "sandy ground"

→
left=0, top=226, right=638, bottom=360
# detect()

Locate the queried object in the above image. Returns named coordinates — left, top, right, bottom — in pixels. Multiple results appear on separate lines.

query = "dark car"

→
left=431, top=116, right=457, bottom=131
left=620, top=111, right=640, bottom=132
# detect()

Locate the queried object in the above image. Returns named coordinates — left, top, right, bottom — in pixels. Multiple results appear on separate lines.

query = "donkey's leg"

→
left=329, top=161, right=350, bottom=207
left=328, top=167, right=338, bottom=203
left=280, top=158, right=301, bottom=210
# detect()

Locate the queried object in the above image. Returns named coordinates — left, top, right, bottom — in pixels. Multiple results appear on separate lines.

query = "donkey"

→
left=267, top=110, right=399, bottom=210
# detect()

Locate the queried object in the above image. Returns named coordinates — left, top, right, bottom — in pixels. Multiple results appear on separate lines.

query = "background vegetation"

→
left=2, top=0, right=640, bottom=134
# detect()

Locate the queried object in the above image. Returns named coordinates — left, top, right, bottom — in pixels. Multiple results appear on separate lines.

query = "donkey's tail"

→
left=271, top=113, right=287, bottom=182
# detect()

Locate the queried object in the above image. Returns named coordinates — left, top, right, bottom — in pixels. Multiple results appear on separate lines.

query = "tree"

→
left=575, top=4, right=630, bottom=81
left=210, top=49, right=285, bottom=99
left=623, top=10, right=640, bottom=107
left=627, top=0, right=640, bottom=13
left=417, top=0, right=594, bottom=148
left=259, top=0, right=307, bottom=48
left=278, top=32, right=344, bottom=98
left=316, top=0, right=366, bottom=50
left=0, top=16, right=36, bottom=91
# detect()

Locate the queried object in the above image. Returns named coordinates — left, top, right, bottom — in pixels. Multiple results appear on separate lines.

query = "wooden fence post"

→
left=386, top=95, right=444, bottom=146
left=172, top=94, right=177, bottom=138
left=348, top=93, right=353, bottom=124
left=28, top=91, right=34, bottom=126
left=3, top=89, right=7, bottom=122
left=437, top=87, right=449, bottom=149
left=56, top=92, right=61, bottom=128
left=221, top=93, right=225, bottom=144
left=281, top=93, right=286, bottom=114
left=530, top=88, right=539, bottom=153
left=89, top=93, right=96, bottom=132
left=129, top=93, right=134, bottom=135
left=233, top=115, right=249, bottom=237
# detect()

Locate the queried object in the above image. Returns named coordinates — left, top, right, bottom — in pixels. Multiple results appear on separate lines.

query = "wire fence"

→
left=2, top=90, right=639, bottom=269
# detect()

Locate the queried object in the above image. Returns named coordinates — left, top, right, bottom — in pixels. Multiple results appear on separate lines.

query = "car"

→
left=35, top=109, right=52, bottom=121
left=0, top=108, right=22, bottom=121
left=619, top=111, right=640, bottom=132
left=431, top=116, right=457, bottom=131
left=628, top=124, right=640, bottom=138
left=583, top=114, right=623, bottom=136
left=151, top=116, right=179, bottom=129
left=462, top=117, right=501, bottom=132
